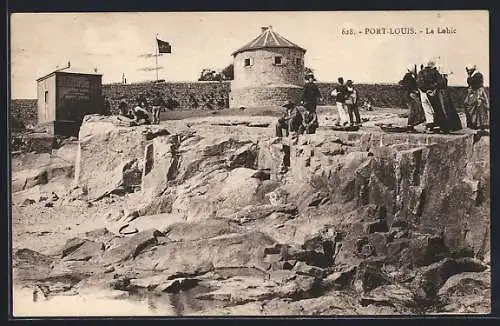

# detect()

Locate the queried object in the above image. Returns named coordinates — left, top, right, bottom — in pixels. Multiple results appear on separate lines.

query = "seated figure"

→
left=275, top=100, right=303, bottom=137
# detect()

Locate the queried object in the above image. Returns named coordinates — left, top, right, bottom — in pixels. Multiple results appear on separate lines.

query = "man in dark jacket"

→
left=302, top=73, right=322, bottom=113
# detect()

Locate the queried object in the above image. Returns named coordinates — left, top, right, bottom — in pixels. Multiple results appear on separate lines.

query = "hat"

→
left=282, top=100, right=295, bottom=108
left=305, top=73, right=315, bottom=80
left=465, top=64, right=477, bottom=71
left=406, top=64, right=417, bottom=74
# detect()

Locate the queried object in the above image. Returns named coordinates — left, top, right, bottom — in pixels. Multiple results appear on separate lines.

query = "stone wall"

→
left=229, top=85, right=303, bottom=108
left=11, top=99, right=37, bottom=128
left=102, top=81, right=231, bottom=114
left=102, top=81, right=471, bottom=111
left=13, top=82, right=473, bottom=125
left=315, top=83, right=471, bottom=110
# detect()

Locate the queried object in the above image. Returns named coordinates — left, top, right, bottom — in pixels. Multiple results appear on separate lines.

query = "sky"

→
left=11, top=11, right=489, bottom=99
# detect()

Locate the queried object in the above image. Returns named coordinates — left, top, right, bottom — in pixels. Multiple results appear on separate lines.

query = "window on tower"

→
left=274, top=56, right=282, bottom=65
left=296, top=58, right=302, bottom=65
left=244, top=58, right=253, bottom=67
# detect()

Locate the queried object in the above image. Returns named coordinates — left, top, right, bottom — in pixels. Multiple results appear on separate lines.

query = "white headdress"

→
left=406, top=64, right=416, bottom=74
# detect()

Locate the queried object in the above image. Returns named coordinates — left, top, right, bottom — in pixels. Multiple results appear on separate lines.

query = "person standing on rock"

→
left=416, top=60, right=440, bottom=133
left=464, top=64, right=489, bottom=131
left=399, top=64, right=425, bottom=131
left=150, top=91, right=166, bottom=125
left=302, top=73, right=322, bottom=113
left=331, top=77, right=350, bottom=127
left=103, top=96, right=112, bottom=116
left=418, top=60, right=462, bottom=133
left=345, top=80, right=361, bottom=125
left=435, top=66, right=462, bottom=133
left=136, top=92, right=148, bottom=109
left=275, top=100, right=302, bottom=137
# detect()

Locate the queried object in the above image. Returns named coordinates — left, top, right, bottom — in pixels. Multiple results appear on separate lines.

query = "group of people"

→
left=117, top=91, right=168, bottom=125
left=275, top=73, right=321, bottom=137
left=275, top=72, right=363, bottom=137
left=331, top=78, right=362, bottom=126
left=400, top=60, right=489, bottom=133
left=276, top=60, right=489, bottom=138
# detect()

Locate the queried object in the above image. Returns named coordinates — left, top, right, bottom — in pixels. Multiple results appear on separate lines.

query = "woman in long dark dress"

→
left=435, top=72, right=462, bottom=132
left=464, top=64, right=489, bottom=130
left=417, top=61, right=461, bottom=133
left=399, top=65, right=425, bottom=131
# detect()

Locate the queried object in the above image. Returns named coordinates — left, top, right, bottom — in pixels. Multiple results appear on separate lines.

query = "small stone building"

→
left=229, top=26, right=306, bottom=108
left=36, top=69, right=103, bottom=137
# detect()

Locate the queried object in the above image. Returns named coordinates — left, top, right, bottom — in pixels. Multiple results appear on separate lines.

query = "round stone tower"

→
left=229, top=26, right=306, bottom=108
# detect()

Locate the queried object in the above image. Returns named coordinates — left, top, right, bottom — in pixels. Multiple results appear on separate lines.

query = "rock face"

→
left=16, top=117, right=489, bottom=315
left=11, top=154, right=74, bottom=193
left=75, top=115, right=171, bottom=200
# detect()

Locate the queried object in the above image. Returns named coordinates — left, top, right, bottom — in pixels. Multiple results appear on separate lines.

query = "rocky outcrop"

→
left=74, top=115, right=171, bottom=200
left=16, top=118, right=489, bottom=315
left=11, top=154, right=74, bottom=193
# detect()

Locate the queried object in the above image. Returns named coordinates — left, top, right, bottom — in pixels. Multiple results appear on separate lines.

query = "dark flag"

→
left=157, top=38, right=172, bottom=54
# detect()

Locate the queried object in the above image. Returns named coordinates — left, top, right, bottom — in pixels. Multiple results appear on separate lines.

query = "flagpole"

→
left=155, top=34, right=159, bottom=82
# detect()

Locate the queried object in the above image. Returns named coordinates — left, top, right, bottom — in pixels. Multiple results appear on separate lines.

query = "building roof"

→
left=36, top=67, right=102, bottom=82
left=232, top=26, right=306, bottom=56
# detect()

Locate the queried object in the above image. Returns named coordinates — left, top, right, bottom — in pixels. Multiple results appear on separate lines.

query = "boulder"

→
left=353, top=259, right=393, bottom=293
left=61, top=238, right=87, bottom=258
left=76, top=117, right=168, bottom=199
left=229, top=203, right=298, bottom=224
left=322, top=265, right=357, bottom=291
left=359, top=284, right=416, bottom=312
left=196, top=273, right=318, bottom=305
left=292, top=261, right=326, bottom=279
left=130, top=231, right=276, bottom=274
left=62, top=240, right=105, bottom=262
left=101, top=229, right=162, bottom=264
left=91, top=159, right=143, bottom=201
left=156, top=277, right=199, bottom=293
left=163, top=219, right=237, bottom=242
left=225, top=143, right=258, bottom=169
left=411, top=257, right=488, bottom=299
left=21, top=198, right=36, bottom=206
left=11, top=158, right=73, bottom=193
left=437, top=271, right=490, bottom=297
left=215, top=168, right=264, bottom=210
left=12, top=248, right=54, bottom=281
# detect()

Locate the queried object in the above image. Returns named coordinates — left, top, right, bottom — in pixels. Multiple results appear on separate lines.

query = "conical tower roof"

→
left=232, top=26, right=306, bottom=56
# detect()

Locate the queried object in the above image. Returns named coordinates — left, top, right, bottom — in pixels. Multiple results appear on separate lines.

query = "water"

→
left=12, top=286, right=177, bottom=317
